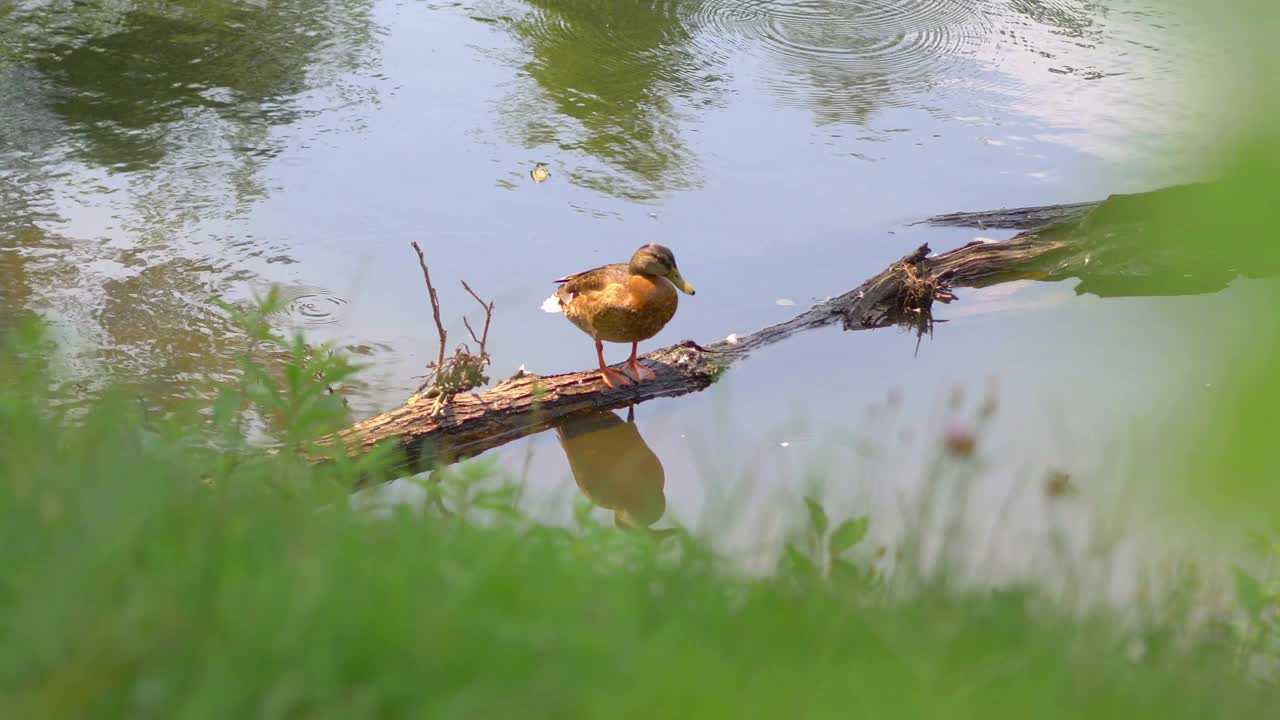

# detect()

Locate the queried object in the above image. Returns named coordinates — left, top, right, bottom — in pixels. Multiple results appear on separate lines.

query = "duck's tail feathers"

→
left=540, top=294, right=563, bottom=313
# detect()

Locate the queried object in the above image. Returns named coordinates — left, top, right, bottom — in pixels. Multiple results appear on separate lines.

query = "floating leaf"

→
left=803, top=497, right=828, bottom=537
left=775, top=298, right=795, bottom=306
left=531, top=163, right=551, bottom=183
left=830, top=516, right=870, bottom=555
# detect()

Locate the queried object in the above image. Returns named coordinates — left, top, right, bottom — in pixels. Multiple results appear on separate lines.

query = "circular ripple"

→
left=689, top=0, right=988, bottom=57
left=268, top=285, right=350, bottom=327
left=682, top=0, right=996, bottom=120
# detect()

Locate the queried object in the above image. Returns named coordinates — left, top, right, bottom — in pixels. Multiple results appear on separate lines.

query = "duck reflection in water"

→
left=554, top=406, right=665, bottom=529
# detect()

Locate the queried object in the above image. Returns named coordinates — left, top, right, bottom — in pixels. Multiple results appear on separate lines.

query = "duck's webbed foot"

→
left=624, top=341, right=657, bottom=383
left=625, top=358, right=657, bottom=382
left=599, top=367, right=635, bottom=389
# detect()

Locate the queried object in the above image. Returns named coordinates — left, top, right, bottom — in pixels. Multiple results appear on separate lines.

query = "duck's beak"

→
left=669, top=268, right=696, bottom=295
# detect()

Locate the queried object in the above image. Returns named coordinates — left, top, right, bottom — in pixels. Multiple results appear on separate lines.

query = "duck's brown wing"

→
left=554, top=267, right=596, bottom=285
left=555, top=264, right=628, bottom=297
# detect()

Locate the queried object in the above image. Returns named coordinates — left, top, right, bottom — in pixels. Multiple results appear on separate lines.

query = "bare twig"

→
left=460, top=280, right=493, bottom=354
left=463, top=317, right=482, bottom=347
left=411, top=241, right=447, bottom=372
left=407, top=243, right=497, bottom=418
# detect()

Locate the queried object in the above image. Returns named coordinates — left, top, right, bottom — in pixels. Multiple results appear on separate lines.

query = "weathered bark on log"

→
left=325, top=229, right=1079, bottom=474
left=919, top=200, right=1099, bottom=230
left=918, top=183, right=1212, bottom=232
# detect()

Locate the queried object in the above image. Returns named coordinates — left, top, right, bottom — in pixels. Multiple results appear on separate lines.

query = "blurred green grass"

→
left=2, top=310, right=1278, bottom=717
left=1156, top=0, right=1280, bottom=527
left=3, top=1, right=1280, bottom=715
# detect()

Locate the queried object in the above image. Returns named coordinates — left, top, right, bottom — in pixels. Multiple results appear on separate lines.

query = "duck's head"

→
left=629, top=243, right=695, bottom=295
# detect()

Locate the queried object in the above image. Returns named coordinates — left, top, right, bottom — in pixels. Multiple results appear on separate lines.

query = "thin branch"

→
left=410, top=241, right=447, bottom=371
left=463, top=317, right=482, bottom=347
left=461, top=280, right=494, bottom=355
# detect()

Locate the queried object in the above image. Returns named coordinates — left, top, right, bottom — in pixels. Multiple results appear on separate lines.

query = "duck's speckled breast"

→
left=565, top=273, right=678, bottom=343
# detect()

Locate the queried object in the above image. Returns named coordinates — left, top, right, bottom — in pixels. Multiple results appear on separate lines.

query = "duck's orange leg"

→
left=596, top=340, right=633, bottom=388
left=625, top=341, right=656, bottom=382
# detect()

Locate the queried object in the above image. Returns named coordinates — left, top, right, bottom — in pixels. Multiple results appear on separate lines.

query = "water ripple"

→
left=681, top=0, right=994, bottom=122
left=268, top=285, right=350, bottom=327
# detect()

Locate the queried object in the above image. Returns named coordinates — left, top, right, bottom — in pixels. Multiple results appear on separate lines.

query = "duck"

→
left=541, top=243, right=695, bottom=388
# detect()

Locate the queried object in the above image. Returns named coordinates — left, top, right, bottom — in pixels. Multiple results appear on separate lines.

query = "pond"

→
left=0, top=0, right=1249, bottom=569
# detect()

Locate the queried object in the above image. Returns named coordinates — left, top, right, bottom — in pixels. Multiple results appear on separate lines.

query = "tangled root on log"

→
left=853, top=246, right=957, bottom=351
left=897, top=255, right=957, bottom=351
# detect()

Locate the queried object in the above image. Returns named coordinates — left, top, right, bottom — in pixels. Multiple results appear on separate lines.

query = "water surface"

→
left=0, top=0, right=1238, bottom=563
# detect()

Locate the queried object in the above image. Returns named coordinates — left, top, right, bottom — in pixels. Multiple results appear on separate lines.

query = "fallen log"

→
left=917, top=182, right=1211, bottom=232
left=325, top=180, right=1268, bottom=478
left=326, top=229, right=1081, bottom=474
left=919, top=200, right=1099, bottom=230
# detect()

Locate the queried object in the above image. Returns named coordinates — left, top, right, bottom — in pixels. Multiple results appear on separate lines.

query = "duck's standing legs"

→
left=625, top=341, right=657, bottom=382
left=596, top=340, right=635, bottom=389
